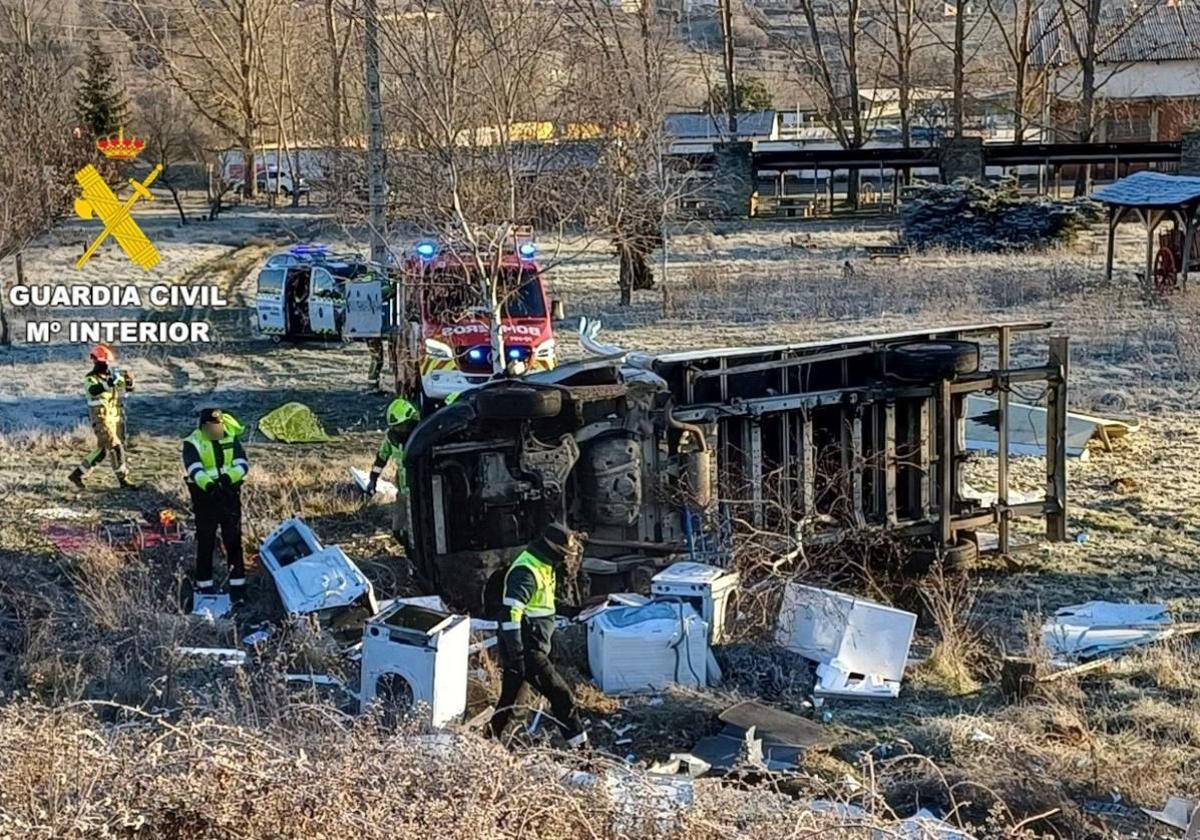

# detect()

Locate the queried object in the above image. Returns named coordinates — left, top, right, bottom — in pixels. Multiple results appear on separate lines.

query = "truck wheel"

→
left=887, top=341, right=979, bottom=380
left=905, top=537, right=978, bottom=574
left=475, top=385, right=562, bottom=420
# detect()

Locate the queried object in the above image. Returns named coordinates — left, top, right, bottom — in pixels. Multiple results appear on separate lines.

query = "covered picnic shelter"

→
left=1092, top=171, right=1200, bottom=289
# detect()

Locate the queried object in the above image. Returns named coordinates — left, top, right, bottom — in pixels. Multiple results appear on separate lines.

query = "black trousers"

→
left=189, top=485, right=245, bottom=586
left=489, top=649, right=583, bottom=740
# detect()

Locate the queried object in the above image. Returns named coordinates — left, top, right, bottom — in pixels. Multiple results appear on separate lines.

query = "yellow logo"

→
left=74, top=128, right=162, bottom=271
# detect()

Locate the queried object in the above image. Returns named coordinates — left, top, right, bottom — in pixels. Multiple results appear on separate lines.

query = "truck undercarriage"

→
left=404, top=321, right=1069, bottom=610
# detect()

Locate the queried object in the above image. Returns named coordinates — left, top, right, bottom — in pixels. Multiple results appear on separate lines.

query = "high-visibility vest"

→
left=84, top=373, right=124, bottom=413
left=503, top=550, right=556, bottom=620
left=183, top=429, right=248, bottom=490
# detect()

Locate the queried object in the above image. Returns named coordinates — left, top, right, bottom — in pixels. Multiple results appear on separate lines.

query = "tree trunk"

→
left=953, top=0, right=966, bottom=138
left=617, top=244, right=634, bottom=305
left=0, top=252, right=16, bottom=346
left=168, top=182, right=187, bottom=224
left=243, top=140, right=257, bottom=198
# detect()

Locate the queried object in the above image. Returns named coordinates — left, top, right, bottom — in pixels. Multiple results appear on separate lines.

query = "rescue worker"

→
left=183, top=408, right=250, bottom=601
left=366, top=338, right=385, bottom=391
left=69, top=344, right=135, bottom=489
left=365, top=397, right=420, bottom=549
left=487, top=523, right=588, bottom=748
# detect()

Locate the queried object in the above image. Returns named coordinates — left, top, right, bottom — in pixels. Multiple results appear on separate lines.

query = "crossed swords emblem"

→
left=73, top=163, right=164, bottom=271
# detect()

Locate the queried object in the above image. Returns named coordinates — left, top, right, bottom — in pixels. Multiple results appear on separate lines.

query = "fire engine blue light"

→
left=517, top=242, right=538, bottom=260
left=507, top=347, right=522, bottom=360
left=415, top=240, right=438, bottom=261
left=467, top=347, right=486, bottom=362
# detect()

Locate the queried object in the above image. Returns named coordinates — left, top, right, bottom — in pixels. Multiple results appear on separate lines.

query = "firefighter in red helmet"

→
left=69, top=345, right=135, bottom=489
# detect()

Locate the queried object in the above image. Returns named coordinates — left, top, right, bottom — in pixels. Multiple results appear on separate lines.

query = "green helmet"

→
left=386, top=397, right=419, bottom=426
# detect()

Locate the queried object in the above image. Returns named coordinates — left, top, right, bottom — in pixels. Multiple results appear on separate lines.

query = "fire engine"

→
left=405, top=237, right=561, bottom=407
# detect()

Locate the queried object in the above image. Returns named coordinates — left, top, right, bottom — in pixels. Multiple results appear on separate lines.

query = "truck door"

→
left=255, top=267, right=286, bottom=337
left=343, top=278, right=385, bottom=339
left=308, top=267, right=340, bottom=336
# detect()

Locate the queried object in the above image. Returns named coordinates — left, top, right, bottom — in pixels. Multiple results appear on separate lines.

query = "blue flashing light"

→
left=517, top=242, right=538, bottom=261
left=290, top=243, right=329, bottom=257
left=415, top=240, right=439, bottom=261
left=467, top=347, right=487, bottom=362
left=507, top=348, right=521, bottom=360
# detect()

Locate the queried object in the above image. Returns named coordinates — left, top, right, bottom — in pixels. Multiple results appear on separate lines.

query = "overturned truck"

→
left=404, top=321, right=1069, bottom=609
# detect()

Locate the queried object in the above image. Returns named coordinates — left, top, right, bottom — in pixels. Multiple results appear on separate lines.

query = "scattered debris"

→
left=588, top=601, right=710, bottom=694
left=359, top=601, right=469, bottom=726
left=192, top=592, right=231, bottom=620
left=1111, top=476, right=1139, bottom=494
left=895, top=808, right=976, bottom=840
left=1043, top=601, right=1173, bottom=661
left=177, top=647, right=247, bottom=667
left=776, top=584, right=916, bottom=699
left=968, top=727, right=995, bottom=743
left=1142, top=795, right=1199, bottom=833
left=350, top=466, right=397, bottom=502
left=391, top=595, right=447, bottom=611
left=1081, top=799, right=1132, bottom=817
left=260, top=518, right=377, bottom=618
left=30, top=506, right=90, bottom=521
left=718, top=700, right=834, bottom=751
left=650, top=562, right=739, bottom=643
left=242, top=629, right=272, bottom=646
left=258, top=402, right=331, bottom=443
left=965, top=395, right=1138, bottom=460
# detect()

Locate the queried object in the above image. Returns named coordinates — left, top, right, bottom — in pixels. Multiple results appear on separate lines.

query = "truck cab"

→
left=407, top=238, right=558, bottom=404
left=255, top=244, right=372, bottom=340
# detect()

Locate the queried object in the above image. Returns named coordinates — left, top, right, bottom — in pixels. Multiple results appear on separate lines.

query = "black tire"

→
left=905, top=537, right=978, bottom=574
left=887, top=340, right=979, bottom=380
left=474, top=384, right=562, bottom=420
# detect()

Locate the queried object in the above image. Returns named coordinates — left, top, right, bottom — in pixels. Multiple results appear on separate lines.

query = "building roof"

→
left=1092, top=171, right=1200, bottom=208
left=1033, top=2, right=1200, bottom=66
left=664, top=111, right=778, bottom=140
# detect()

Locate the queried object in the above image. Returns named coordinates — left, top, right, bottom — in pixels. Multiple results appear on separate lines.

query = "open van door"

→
left=256, top=267, right=287, bottom=337
left=308, top=266, right=341, bottom=336
left=344, top=278, right=385, bottom=339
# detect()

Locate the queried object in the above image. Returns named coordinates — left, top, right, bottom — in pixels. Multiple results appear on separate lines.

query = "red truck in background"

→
left=406, top=236, right=560, bottom=407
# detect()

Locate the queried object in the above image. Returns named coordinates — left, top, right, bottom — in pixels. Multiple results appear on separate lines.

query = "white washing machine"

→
left=359, top=601, right=469, bottom=727
left=651, top=561, right=739, bottom=643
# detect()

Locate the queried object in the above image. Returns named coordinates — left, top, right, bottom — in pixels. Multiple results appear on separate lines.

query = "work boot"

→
left=68, top=468, right=85, bottom=489
left=117, top=474, right=138, bottom=489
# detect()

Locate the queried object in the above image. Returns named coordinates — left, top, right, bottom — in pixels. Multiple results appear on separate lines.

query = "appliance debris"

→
left=259, top=518, right=377, bottom=619
left=776, top=583, right=917, bottom=699
left=350, top=465, right=397, bottom=501
left=965, top=395, right=1138, bottom=460
left=588, top=601, right=710, bottom=694
left=1043, top=601, right=1174, bottom=661
left=358, top=600, right=469, bottom=727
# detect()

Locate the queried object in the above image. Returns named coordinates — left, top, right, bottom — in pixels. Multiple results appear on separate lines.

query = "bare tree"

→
left=374, top=0, right=577, bottom=371
left=0, top=33, right=89, bottom=344
left=136, top=82, right=210, bottom=223
left=321, top=0, right=361, bottom=198
left=567, top=1, right=687, bottom=304
left=985, top=0, right=1052, bottom=144
left=126, top=0, right=287, bottom=197
left=1048, top=0, right=1160, bottom=193
left=864, top=0, right=932, bottom=147
left=766, top=0, right=884, bottom=204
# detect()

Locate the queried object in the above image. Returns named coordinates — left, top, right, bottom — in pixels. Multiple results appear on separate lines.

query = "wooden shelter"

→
left=1093, top=171, right=1200, bottom=290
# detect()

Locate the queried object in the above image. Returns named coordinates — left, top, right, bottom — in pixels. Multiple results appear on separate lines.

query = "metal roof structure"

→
left=1032, top=2, right=1200, bottom=66
left=1092, top=171, right=1200, bottom=208
left=664, top=111, right=779, bottom=141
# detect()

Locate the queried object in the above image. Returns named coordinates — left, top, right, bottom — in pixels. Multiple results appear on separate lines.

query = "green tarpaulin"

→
left=258, top=402, right=332, bottom=443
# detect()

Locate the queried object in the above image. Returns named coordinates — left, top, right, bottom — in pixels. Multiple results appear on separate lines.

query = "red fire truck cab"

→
left=407, top=238, right=559, bottom=404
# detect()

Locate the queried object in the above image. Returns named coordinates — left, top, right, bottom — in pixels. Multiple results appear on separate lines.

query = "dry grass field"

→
left=2, top=201, right=1199, bottom=838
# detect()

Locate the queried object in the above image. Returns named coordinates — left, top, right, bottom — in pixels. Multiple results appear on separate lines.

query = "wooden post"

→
left=1104, top=204, right=1116, bottom=283
left=1045, top=336, right=1069, bottom=542
left=1182, top=203, right=1197, bottom=290
left=997, top=326, right=1011, bottom=556
left=799, top=412, right=814, bottom=516
left=1144, top=209, right=1159, bottom=291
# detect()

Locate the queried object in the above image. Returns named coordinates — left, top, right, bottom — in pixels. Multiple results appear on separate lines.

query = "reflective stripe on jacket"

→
left=84, top=373, right=125, bottom=412
left=182, top=429, right=249, bottom=490
left=502, top=550, right=556, bottom=627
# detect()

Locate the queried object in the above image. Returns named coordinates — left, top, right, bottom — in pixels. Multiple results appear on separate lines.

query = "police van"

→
left=254, top=245, right=383, bottom=341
